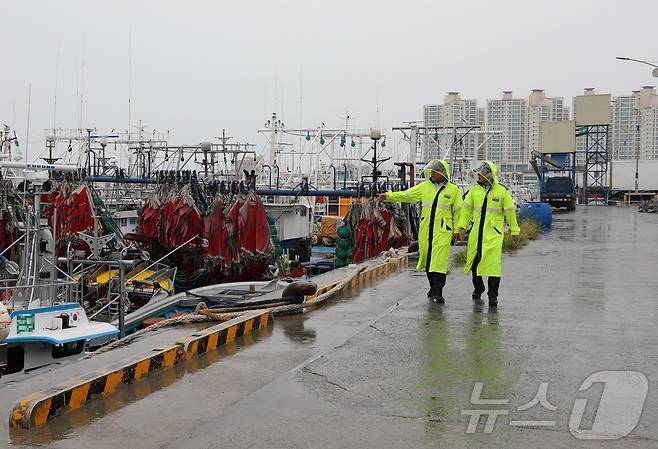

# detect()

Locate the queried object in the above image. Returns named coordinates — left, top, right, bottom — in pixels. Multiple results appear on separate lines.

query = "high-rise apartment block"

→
left=486, top=91, right=527, bottom=163
left=527, top=89, right=570, bottom=158
left=423, top=86, right=658, bottom=166
left=422, top=92, right=484, bottom=161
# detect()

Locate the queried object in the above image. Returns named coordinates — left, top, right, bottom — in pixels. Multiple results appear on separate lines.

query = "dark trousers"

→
left=426, top=272, right=447, bottom=298
left=472, top=272, right=500, bottom=299
left=471, top=253, right=500, bottom=300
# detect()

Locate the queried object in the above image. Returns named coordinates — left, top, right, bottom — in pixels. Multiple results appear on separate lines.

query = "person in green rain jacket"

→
left=456, top=161, right=520, bottom=307
left=378, top=159, right=462, bottom=303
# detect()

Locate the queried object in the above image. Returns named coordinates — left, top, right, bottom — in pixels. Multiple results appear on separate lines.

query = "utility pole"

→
left=635, top=116, right=640, bottom=193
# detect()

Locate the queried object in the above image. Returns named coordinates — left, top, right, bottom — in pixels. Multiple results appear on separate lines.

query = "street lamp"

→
left=616, top=56, right=658, bottom=77
left=361, top=129, right=389, bottom=184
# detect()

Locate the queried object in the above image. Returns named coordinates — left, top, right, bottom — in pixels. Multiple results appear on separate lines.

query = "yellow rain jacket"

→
left=385, top=160, right=462, bottom=274
left=457, top=161, right=520, bottom=277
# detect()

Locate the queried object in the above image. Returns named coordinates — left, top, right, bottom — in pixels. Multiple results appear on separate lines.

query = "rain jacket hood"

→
left=474, top=160, right=498, bottom=186
left=424, top=159, right=451, bottom=182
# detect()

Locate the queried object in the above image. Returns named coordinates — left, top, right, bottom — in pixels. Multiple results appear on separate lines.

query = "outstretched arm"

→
left=381, top=182, right=425, bottom=204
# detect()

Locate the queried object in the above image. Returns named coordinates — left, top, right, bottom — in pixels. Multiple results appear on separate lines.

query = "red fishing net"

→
left=137, top=187, right=273, bottom=283
left=346, top=200, right=409, bottom=263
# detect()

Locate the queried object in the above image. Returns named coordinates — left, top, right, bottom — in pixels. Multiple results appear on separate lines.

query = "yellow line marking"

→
left=187, top=341, right=199, bottom=357
left=259, top=313, right=269, bottom=329
left=226, top=325, right=237, bottom=343
left=103, top=371, right=123, bottom=396
left=207, top=332, right=219, bottom=350
left=134, top=359, right=150, bottom=381
left=33, top=398, right=52, bottom=426
left=244, top=318, right=253, bottom=335
left=163, top=348, right=178, bottom=367
left=68, top=383, right=91, bottom=410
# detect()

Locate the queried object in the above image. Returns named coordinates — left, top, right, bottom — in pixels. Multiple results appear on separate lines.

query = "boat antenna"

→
left=23, top=84, right=32, bottom=201
left=53, top=41, right=60, bottom=133
left=79, top=43, right=85, bottom=129
left=128, top=25, right=132, bottom=139
left=274, top=64, right=278, bottom=116
left=24, top=85, right=32, bottom=174
left=376, top=86, right=380, bottom=128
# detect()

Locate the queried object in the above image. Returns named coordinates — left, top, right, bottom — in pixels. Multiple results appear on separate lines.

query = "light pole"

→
left=359, top=129, right=391, bottom=185
left=612, top=61, right=651, bottom=194
left=616, top=56, right=658, bottom=77
left=635, top=110, right=640, bottom=193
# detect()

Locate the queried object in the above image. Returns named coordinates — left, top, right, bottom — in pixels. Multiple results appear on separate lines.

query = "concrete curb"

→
left=9, top=309, right=271, bottom=429
left=176, top=309, right=272, bottom=358
left=348, top=253, right=409, bottom=289
left=303, top=253, right=409, bottom=299
left=7, top=253, right=408, bottom=430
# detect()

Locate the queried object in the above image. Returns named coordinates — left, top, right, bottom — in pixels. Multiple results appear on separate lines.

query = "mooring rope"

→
left=83, top=303, right=241, bottom=359
left=84, top=252, right=406, bottom=358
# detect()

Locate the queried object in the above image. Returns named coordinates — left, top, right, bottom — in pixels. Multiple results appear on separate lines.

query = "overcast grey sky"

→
left=2, top=0, right=656, bottom=158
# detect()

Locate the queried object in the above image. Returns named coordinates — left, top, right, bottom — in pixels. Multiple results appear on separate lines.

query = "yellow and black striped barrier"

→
left=304, top=253, right=409, bottom=299
left=176, top=309, right=272, bottom=358
left=355, top=254, right=409, bottom=284
left=9, top=309, right=272, bottom=429
left=9, top=345, right=185, bottom=429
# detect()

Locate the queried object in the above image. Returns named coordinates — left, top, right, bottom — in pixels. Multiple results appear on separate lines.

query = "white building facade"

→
left=486, top=91, right=527, bottom=163
left=422, top=92, right=484, bottom=161
left=610, top=86, right=658, bottom=160
left=637, top=86, right=658, bottom=160
left=611, top=92, right=639, bottom=160
left=527, top=89, right=570, bottom=159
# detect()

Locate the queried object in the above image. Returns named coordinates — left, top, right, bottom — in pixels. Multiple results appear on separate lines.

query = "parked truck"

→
left=540, top=176, right=576, bottom=211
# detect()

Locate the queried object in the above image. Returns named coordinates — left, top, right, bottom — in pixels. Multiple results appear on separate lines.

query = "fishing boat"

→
left=0, top=165, right=119, bottom=377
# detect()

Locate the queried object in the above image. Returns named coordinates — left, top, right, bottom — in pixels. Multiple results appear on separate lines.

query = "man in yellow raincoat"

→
left=456, top=161, right=520, bottom=307
left=378, top=160, right=462, bottom=303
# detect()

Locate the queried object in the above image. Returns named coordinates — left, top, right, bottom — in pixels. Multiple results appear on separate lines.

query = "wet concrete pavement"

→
left=5, top=207, right=658, bottom=448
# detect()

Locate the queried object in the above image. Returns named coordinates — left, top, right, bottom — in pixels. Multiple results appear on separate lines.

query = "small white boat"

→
left=1, top=302, right=118, bottom=376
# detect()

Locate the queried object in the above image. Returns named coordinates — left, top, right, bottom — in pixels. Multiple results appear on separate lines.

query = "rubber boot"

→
left=430, top=272, right=446, bottom=304
left=487, top=277, right=500, bottom=308
left=426, top=272, right=434, bottom=298
left=472, top=273, right=485, bottom=303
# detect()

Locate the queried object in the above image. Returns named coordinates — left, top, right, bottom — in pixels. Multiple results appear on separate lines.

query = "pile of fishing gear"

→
left=344, top=199, right=410, bottom=263
left=137, top=183, right=273, bottom=283
left=42, top=182, right=96, bottom=241
left=0, top=180, right=20, bottom=302
left=639, top=197, right=658, bottom=213
left=0, top=181, right=18, bottom=257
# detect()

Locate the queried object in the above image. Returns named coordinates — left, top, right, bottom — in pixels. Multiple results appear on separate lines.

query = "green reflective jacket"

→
left=386, top=160, right=462, bottom=274
left=456, top=161, right=520, bottom=277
